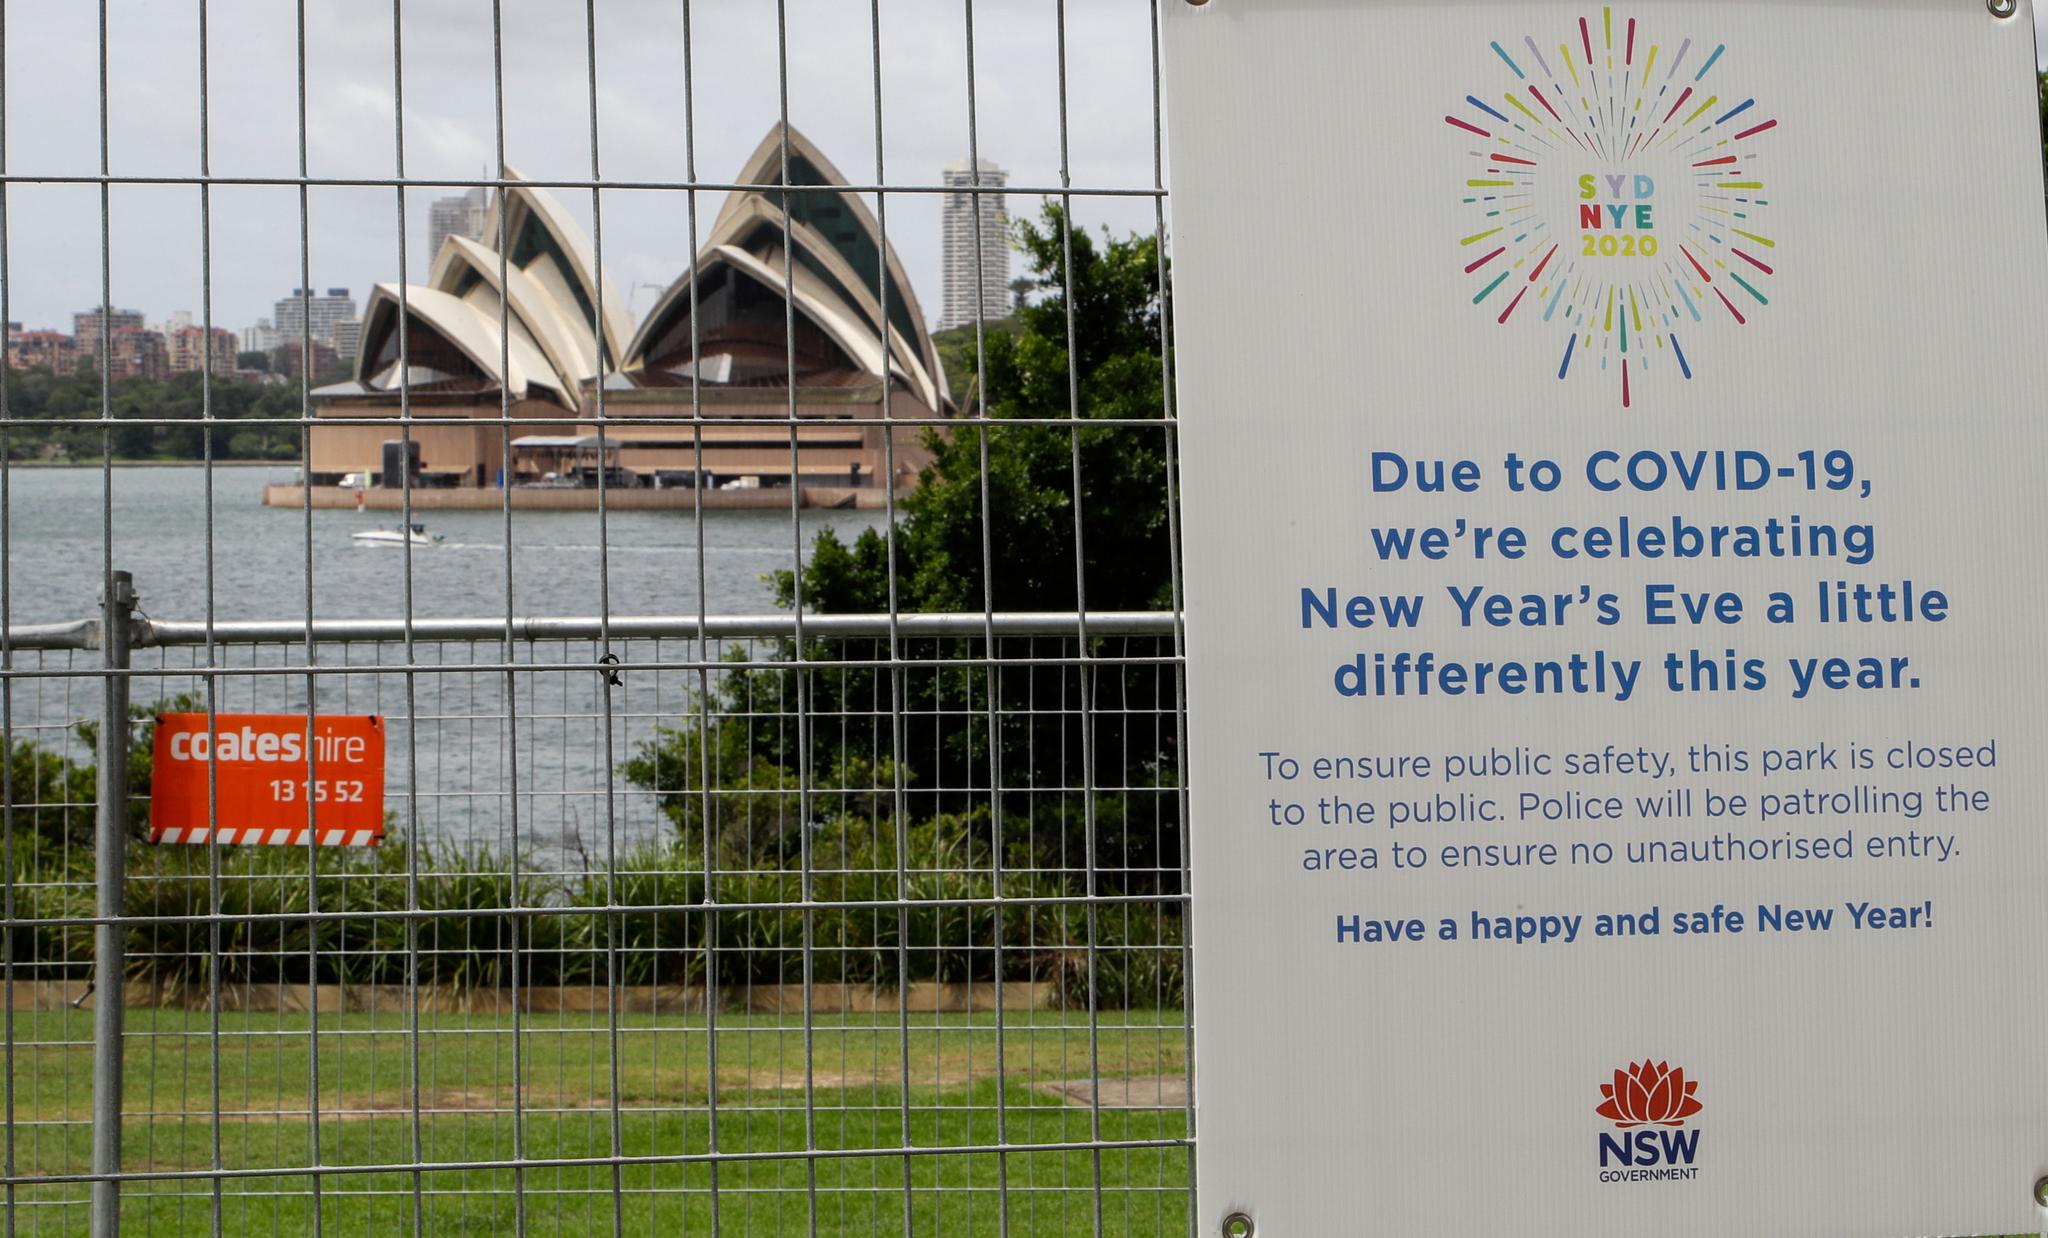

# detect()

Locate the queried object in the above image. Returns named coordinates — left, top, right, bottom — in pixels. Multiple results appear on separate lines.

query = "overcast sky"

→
left=0, top=0, right=1167, bottom=336
left=0, top=1, right=2040, bottom=338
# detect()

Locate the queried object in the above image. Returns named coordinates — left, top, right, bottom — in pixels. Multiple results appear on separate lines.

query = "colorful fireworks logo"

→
left=1446, top=8, right=1780, bottom=407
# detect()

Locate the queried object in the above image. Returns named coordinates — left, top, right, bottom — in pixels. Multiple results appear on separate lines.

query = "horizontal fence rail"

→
left=5, top=612, right=1180, bottom=653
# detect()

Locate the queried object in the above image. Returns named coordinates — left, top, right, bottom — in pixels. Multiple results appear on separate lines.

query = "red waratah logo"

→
left=1596, top=1061, right=1703, bottom=1129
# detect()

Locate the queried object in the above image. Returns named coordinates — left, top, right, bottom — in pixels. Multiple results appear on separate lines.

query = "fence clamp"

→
left=598, top=652, right=624, bottom=687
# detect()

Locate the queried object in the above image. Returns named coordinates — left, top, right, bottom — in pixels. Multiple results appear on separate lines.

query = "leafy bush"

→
left=100, top=831, right=1181, bottom=1006
left=121, top=839, right=567, bottom=990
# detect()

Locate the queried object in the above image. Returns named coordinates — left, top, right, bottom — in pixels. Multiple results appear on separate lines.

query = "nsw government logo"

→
left=1595, top=1060, right=1703, bottom=1183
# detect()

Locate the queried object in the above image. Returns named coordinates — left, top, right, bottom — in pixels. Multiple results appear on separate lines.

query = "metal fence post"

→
left=90, top=570, right=135, bottom=1238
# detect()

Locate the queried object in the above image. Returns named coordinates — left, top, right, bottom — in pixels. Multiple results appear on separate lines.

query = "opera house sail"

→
left=301, top=126, right=951, bottom=506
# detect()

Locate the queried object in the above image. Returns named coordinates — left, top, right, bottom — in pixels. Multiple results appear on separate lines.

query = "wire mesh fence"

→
left=0, top=0, right=1188, bottom=1233
left=2, top=613, right=1190, bottom=1234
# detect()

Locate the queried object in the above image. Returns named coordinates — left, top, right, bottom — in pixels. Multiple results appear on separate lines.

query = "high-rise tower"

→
left=939, top=159, right=1010, bottom=331
left=428, top=187, right=489, bottom=261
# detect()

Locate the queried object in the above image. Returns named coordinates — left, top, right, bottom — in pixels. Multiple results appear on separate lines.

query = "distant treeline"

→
left=0, top=366, right=313, bottom=462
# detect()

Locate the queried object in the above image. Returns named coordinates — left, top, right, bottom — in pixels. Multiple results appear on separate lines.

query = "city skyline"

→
left=3, top=162, right=1022, bottom=352
left=10, top=133, right=1022, bottom=354
left=16, top=288, right=360, bottom=368
left=0, top=0, right=1172, bottom=338
left=5, top=137, right=1009, bottom=356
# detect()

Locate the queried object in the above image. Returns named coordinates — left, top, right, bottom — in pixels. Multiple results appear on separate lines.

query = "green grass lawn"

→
left=0, top=1007, right=1191, bottom=1236
left=0, top=1008, right=2024, bottom=1236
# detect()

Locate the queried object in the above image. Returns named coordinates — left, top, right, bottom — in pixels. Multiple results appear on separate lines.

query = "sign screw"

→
left=1988, top=0, right=2017, bottom=17
left=1222, top=1214, right=1255, bottom=1238
left=1186, top=0, right=1211, bottom=6
left=2034, top=1176, right=2048, bottom=1207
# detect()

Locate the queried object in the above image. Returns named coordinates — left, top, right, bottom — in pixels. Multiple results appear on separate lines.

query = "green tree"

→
left=0, top=692, right=199, bottom=865
left=1, top=737, right=96, bottom=858
left=787, top=205, right=1179, bottom=883
left=625, top=204, right=1183, bottom=903
left=784, top=201, right=1174, bottom=614
left=929, top=317, right=1019, bottom=413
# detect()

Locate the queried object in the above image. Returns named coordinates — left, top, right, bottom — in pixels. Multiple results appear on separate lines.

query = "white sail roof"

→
left=622, top=124, right=951, bottom=412
left=357, top=284, right=566, bottom=404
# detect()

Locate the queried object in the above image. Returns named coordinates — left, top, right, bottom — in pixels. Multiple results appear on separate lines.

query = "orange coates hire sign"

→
left=148, top=713, right=386, bottom=846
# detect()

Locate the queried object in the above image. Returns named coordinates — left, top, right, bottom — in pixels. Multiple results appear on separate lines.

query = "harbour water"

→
left=3, top=466, right=890, bottom=857
left=1, top=465, right=886, bottom=625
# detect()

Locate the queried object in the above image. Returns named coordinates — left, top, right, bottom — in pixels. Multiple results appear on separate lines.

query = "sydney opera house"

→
left=302, top=126, right=950, bottom=505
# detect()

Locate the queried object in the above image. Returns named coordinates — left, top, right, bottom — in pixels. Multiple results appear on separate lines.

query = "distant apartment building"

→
left=329, top=318, right=363, bottom=362
left=273, top=288, right=359, bottom=356
left=105, top=327, right=169, bottom=381
left=428, top=187, right=489, bottom=259
left=938, top=158, right=1011, bottom=331
left=7, top=329, right=77, bottom=373
left=166, top=325, right=239, bottom=376
left=277, top=337, right=340, bottom=380
left=241, top=318, right=279, bottom=354
left=73, top=306, right=145, bottom=359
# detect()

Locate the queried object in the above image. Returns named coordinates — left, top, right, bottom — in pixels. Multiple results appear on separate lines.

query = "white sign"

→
left=1165, top=2, right=2048, bottom=1234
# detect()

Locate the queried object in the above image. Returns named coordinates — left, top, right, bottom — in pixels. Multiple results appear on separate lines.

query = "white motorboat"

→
left=352, top=523, right=444, bottom=548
